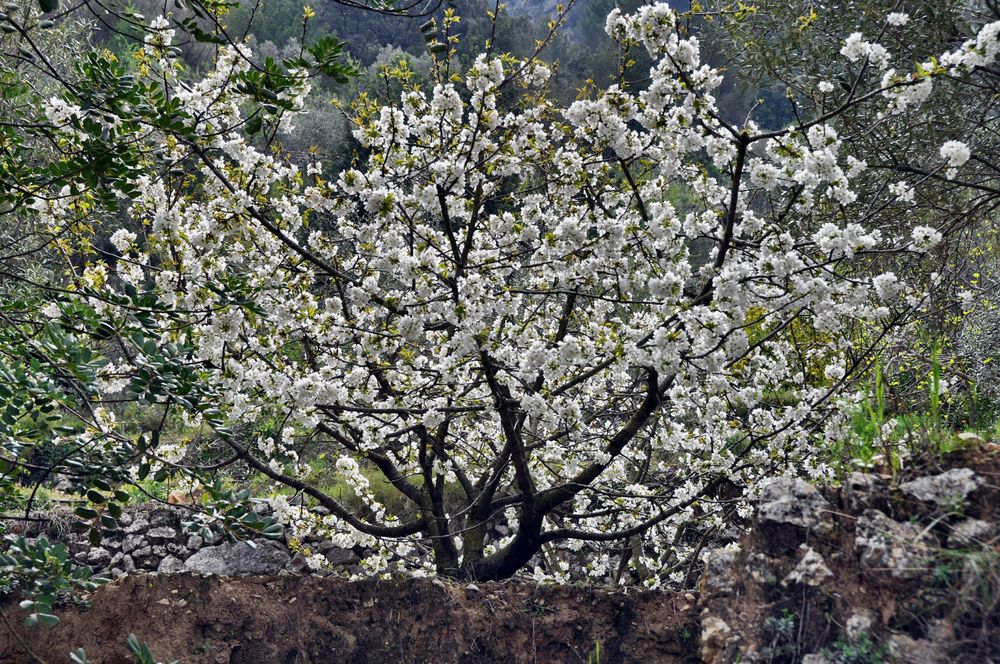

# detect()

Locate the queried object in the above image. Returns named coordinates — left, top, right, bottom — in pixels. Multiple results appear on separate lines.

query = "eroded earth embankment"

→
left=3, top=447, right=999, bottom=663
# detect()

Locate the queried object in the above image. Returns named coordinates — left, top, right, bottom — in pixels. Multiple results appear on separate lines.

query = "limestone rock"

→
left=121, top=534, right=144, bottom=554
left=702, top=548, right=738, bottom=594
left=700, top=616, right=735, bottom=664
left=183, top=540, right=291, bottom=576
left=846, top=610, right=874, bottom=639
left=844, top=472, right=881, bottom=510
left=324, top=546, right=360, bottom=567
left=783, top=546, right=833, bottom=587
left=157, top=556, right=185, bottom=573
left=125, top=516, right=149, bottom=534
left=757, top=477, right=832, bottom=531
left=947, top=518, right=993, bottom=547
left=85, top=547, right=111, bottom=566
left=147, top=526, right=176, bottom=540
left=147, top=508, right=179, bottom=527
left=888, top=621, right=952, bottom=662
left=855, top=510, right=928, bottom=579
left=801, top=655, right=832, bottom=664
left=899, top=468, right=979, bottom=506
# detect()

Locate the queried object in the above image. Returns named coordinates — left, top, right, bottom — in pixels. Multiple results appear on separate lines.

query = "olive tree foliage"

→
left=0, top=0, right=425, bottom=621
left=1, top=0, right=999, bottom=590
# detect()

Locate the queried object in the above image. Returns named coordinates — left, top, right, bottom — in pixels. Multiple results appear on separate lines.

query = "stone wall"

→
left=67, top=501, right=362, bottom=578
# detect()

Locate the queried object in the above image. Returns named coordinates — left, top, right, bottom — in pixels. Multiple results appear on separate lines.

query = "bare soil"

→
left=0, top=575, right=700, bottom=664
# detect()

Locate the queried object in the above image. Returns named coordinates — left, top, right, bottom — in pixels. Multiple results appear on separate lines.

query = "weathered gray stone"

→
left=947, top=518, right=993, bottom=547
left=324, top=546, right=360, bottom=567
left=132, top=545, right=152, bottom=558
left=167, top=543, right=187, bottom=556
left=801, top=655, right=832, bottom=664
left=147, top=526, right=176, bottom=540
left=782, top=546, right=833, bottom=587
left=286, top=552, right=308, bottom=574
left=703, top=548, right=738, bottom=594
left=899, top=468, right=979, bottom=506
left=744, top=552, right=776, bottom=585
left=700, top=616, right=735, bottom=664
left=151, top=545, right=167, bottom=558
left=147, top=508, right=179, bottom=527
left=183, top=541, right=291, bottom=576
left=888, top=621, right=952, bottom=662
left=85, top=547, right=111, bottom=566
left=855, top=509, right=928, bottom=579
left=252, top=499, right=274, bottom=516
left=846, top=610, right=874, bottom=639
left=157, top=556, right=185, bottom=573
left=845, top=472, right=881, bottom=510
left=125, top=516, right=149, bottom=534
left=121, top=534, right=144, bottom=554
left=757, top=477, right=832, bottom=531
left=186, top=535, right=204, bottom=550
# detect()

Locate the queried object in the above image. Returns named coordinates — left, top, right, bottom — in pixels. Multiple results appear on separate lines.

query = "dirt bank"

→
left=0, top=575, right=699, bottom=663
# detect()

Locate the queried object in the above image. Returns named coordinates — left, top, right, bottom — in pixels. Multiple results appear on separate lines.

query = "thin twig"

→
left=0, top=610, right=50, bottom=664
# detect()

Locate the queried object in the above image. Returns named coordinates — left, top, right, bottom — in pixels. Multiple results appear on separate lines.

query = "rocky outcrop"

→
left=697, top=450, right=1000, bottom=663
left=899, top=467, right=980, bottom=506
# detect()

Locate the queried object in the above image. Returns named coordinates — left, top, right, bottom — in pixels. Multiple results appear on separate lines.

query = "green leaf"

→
left=36, top=613, right=59, bottom=626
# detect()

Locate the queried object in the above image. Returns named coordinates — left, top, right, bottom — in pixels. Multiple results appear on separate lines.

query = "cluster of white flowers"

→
left=940, top=139, right=972, bottom=178
left=940, top=20, right=1000, bottom=71
left=886, top=13, right=909, bottom=27
left=887, top=181, right=912, bottom=203
left=840, top=33, right=890, bottom=69
left=911, top=225, right=943, bottom=251
left=143, top=16, right=176, bottom=58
